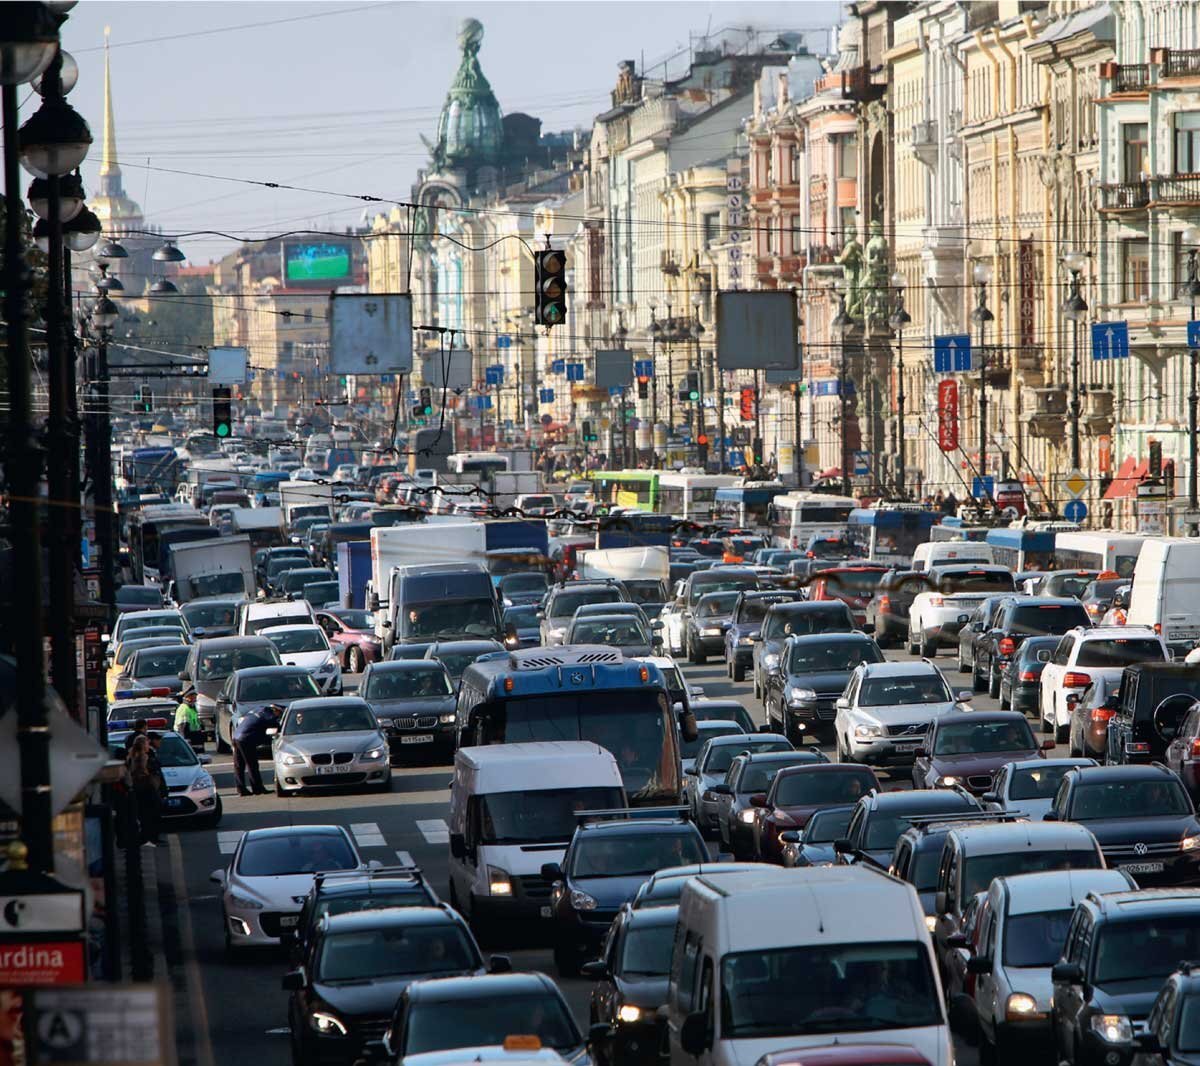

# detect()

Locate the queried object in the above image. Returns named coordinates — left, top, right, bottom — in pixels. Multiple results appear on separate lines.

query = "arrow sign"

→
left=484, top=365, right=504, bottom=385
left=551, top=358, right=565, bottom=374
left=1189, top=321, right=1200, bottom=350
left=1091, top=320, right=1129, bottom=361
left=1064, top=498, right=1088, bottom=524
left=539, top=388, right=554, bottom=403
left=496, top=335, right=512, bottom=349
left=934, top=334, right=971, bottom=373
left=566, top=363, right=585, bottom=382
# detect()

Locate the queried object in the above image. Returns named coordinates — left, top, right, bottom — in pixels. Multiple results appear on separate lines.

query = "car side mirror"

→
left=540, top=861, right=563, bottom=881
left=209, top=869, right=226, bottom=886
left=488, top=955, right=512, bottom=974
left=1041, top=738, right=1057, bottom=750
left=281, top=970, right=304, bottom=992
left=178, top=671, right=189, bottom=681
left=580, top=960, right=608, bottom=979
left=966, top=955, right=993, bottom=976
left=836, top=697, right=850, bottom=710
left=680, top=1012, right=710, bottom=1057
left=707, top=784, right=731, bottom=796
left=684, top=766, right=697, bottom=775
left=946, top=932, right=968, bottom=949
left=779, top=830, right=800, bottom=844
left=972, top=622, right=985, bottom=633
left=749, top=794, right=767, bottom=808
left=833, top=837, right=853, bottom=855
left=914, top=747, right=928, bottom=758
left=1043, top=811, right=1059, bottom=821
left=757, top=723, right=774, bottom=734
left=935, top=890, right=948, bottom=914
left=956, top=691, right=973, bottom=703
left=449, top=833, right=467, bottom=860
left=1052, top=961, right=1084, bottom=985
left=651, top=619, right=663, bottom=631
left=981, top=791, right=997, bottom=804
left=957, top=614, right=970, bottom=625
left=265, top=727, right=278, bottom=737
left=197, top=754, right=213, bottom=765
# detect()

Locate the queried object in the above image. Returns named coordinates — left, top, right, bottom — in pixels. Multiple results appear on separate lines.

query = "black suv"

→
left=541, top=814, right=706, bottom=977
left=723, top=590, right=803, bottom=682
left=1104, top=664, right=1200, bottom=767
left=834, top=787, right=981, bottom=869
left=752, top=599, right=857, bottom=701
left=1141, top=962, right=1200, bottom=1066
left=969, top=597, right=1091, bottom=699
left=1046, top=764, right=1200, bottom=887
left=1052, top=889, right=1200, bottom=1066
left=864, top=569, right=925, bottom=648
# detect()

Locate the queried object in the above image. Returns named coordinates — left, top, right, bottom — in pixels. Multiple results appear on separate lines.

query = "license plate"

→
left=1120, top=861, right=1165, bottom=874
left=540, top=905, right=553, bottom=919
left=164, top=797, right=184, bottom=809
left=316, top=764, right=353, bottom=775
left=278, top=915, right=299, bottom=928
left=400, top=734, right=434, bottom=745
left=893, top=738, right=921, bottom=745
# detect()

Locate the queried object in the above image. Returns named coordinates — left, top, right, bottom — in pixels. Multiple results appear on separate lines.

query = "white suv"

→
left=907, top=564, right=1015, bottom=657
left=1037, top=624, right=1168, bottom=741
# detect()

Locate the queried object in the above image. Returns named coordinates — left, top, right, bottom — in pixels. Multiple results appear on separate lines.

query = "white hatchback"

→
left=260, top=624, right=343, bottom=694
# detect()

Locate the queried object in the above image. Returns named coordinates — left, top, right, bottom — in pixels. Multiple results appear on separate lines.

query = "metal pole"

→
left=1070, top=316, right=1081, bottom=471
left=793, top=384, right=802, bottom=486
left=95, top=330, right=116, bottom=615
left=694, top=323, right=706, bottom=464
left=1190, top=280, right=1198, bottom=512
left=896, top=330, right=905, bottom=499
left=840, top=340, right=850, bottom=498
left=4, top=81, right=54, bottom=874
left=716, top=369, right=726, bottom=474
left=753, top=369, right=762, bottom=467
left=978, top=295, right=987, bottom=488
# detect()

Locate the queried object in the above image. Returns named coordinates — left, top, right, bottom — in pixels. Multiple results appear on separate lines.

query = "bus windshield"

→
left=477, top=690, right=679, bottom=804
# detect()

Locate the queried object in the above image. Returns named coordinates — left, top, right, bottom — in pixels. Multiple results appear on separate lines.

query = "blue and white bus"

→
left=713, top=481, right=787, bottom=528
left=767, top=491, right=857, bottom=548
left=985, top=522, right=1080, bottom=572
left=845, top=504, right=941, bottom=567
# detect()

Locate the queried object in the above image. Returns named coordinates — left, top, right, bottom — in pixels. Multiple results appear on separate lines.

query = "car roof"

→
left=576, top=818, right=694, bottom=837
left=787, top=632, right=875, bottom=646
left=1075, top=625, right=1159, bottom=638
left=1069, top=763, right=1182, bottom=784
left=259, top=624, right=323, bottom=634
left=998, top=869, right=1136, bottom=915
left=695, top=720, right=744, bottom=732
left=1004, top=757, right=1095, bottom=773
left=405, top=972, right=555, bottom=1003
left=623, top=904, right=680, bottom=929
left=233, top=665, right=313, bottom=679
left=947, top=820, right=1099, bottom=854
left=1007, top=596, right=1084, bottom=608
left=287, top=696, right=371, bottom=712
left=769, top=601, right=849, bottom=613
left=739, top=750, right=822, bottom=765
left=370, top=659, right=447, bottom=671
left=645, top=862, right=760, bottom=883
left=572, top=613, right=643, bottom=625
left=194, top=635, right=274, bottom=649
left=316, top=873, right=429, bottom=898
left=867, top=790, right=979, bottom=813
left=932, top=710, right=1030, bottom=728
left=428, top=640, right=503, bottom=652
left=858, top=660, right=941, bottom=677
left=1083, top=888, right=1200, bottom=919
left=706, top=733, right=789, bottom=749
left=243, top=824, right=349, bottom=841
left=321, top=906, right=456, bottom=934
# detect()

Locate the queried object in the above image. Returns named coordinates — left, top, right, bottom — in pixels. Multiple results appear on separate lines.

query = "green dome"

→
left=434, top=19, right=503, bottom=169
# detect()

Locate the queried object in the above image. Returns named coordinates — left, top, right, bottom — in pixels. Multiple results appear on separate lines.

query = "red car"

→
left=314, top=608, right=381, bottom=672
left=753, top=763, right=880, bottom=863
left=808, top=565, right=890, bottom=626
left=756, top=1044, right=933, bottom=1066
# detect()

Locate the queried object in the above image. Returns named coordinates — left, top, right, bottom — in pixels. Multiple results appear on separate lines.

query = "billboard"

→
left=716, top=290, right=799, bottom=371
left=281, top=240, right=352, bottom=286
left=328, top=293, right=413, bottom=376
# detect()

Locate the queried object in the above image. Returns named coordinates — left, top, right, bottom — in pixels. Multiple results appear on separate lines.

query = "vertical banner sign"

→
left=937, top=379, right=959, bottom=452
left=726, top=159, right=744, bottom=289
left=1097, top=434, right=1112, bottom=477
left=1018, top=239, right=1036, bottom=354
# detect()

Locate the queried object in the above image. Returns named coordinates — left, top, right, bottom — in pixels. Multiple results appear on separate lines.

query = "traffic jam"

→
left=107, top=451, right=1200, bottom=1066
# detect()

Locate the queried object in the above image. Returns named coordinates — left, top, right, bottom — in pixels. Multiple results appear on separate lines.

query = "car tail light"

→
left=1124, top=741, right=1151, bottom=755
left=929, top=594, right=944, bottom=607
left=878, top=595, right=890, bottom=610
left=1090, top=707, right=1115, bottom=725
left=1063, top=671, right=1091, bottom=688
left=1086, top=603, right=1102, bottom=617
left=1019, top=669, right=1039, bottom=682
left=999, top=638, right=1015, bottom=656
left=1190, top=738, right=1200, bottom=759
left=806, top=551, right=815, bottom=558
left=1154, top=622, right=1163, bottom=634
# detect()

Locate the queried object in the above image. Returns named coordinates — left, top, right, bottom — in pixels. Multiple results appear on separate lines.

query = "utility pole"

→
left=889, top=270, right=912, bottom=499
left=971, top=261, right=994, bottom=494
left=1062, top=251, right=1089, bottom=473
left=1184, top=227, right=1200, bottom=519
left=832, top=293, right=853, bottom=497
left=88, top=300, right=119, bottom=617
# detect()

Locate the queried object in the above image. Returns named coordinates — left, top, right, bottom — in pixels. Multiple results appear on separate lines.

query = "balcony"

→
left=911, top=120, right=938, bottom=168
left=839, top=64, right=886, bottom=104
left=660, top=251, right=681, bottom=277
left=1113, top=63, right=1153, bottom=94
left=806, top=244, right=839, bottom=266
left=1083, top=388, right=1115, bottom=435
left=1024, top=388, right=1069, bottom=439
left=1098, top=180, right=1150, bottom=212
left=1163, top=49, right=1200, bottom=79
left=1151, top=173, right=1200, bottom=206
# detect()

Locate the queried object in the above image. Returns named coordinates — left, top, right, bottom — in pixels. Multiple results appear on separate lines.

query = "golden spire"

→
left=100, top=26, right=118, bottom=178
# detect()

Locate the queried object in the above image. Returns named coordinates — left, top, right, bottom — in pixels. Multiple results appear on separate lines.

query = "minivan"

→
left=1127, top=538, right=1200, bottom=656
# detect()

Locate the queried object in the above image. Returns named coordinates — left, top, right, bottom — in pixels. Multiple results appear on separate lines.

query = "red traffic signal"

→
left=696, top=433, right=709, bottom=446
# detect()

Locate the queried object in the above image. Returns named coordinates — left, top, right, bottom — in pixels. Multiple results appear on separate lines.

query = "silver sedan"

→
left=269, top=696, right=391, bottom=795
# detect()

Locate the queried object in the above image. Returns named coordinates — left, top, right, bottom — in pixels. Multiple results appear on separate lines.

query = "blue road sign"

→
left=934, top=334, right=972, bottom=373
left=496, top=335, right=512, bottom=349
left=539, top=388, right=554, bottom=403
left=972, top=475, right=995, bottom=500
left=380, top=374, right=394, bottom=384
left=485, top=365, right=504, bottom=385
left=1064, top=498, right=1088, bottom=524
left=728, top=450, right=745, bottom=468
left=1189, top=321, right=1200, bottom=350
left=634, top=359, right=654, bottom=378
left=566, top=363, right=585, bottom=382
left=853, top=451, right=870, bottom=476
left=1091, top=321, right=1129, bottom=361
left=551, top=358, right=565, bottom=374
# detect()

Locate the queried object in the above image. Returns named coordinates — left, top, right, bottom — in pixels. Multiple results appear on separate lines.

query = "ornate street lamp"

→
left=1061, top=250, right=1089, bottom=472
left=889, top=270, right=912, bottom=498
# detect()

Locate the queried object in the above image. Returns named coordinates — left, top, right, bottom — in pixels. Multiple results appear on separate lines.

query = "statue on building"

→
left=836, top=233, right=864, bottom=321
left=862, top=219, right=890, bottom=326
left=613, top=60, right=641, bottom=106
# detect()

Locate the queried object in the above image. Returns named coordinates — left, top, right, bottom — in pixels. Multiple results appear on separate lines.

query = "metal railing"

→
left=1164, top=49, right=1200, bottom=78
left=1098, top=180, right=1151, bottom=210
left=1152, top=173, right=1200, bottom=204
left=1113, top=63, right=1152, bottom=93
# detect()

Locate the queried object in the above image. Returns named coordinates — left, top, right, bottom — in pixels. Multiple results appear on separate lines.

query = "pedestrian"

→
left=231, top=703, right=282, bottom=797
left=126, top=735, right=162, bottom=848
left=122, top=718, right=148, bottom=752
left=174, top=688, right=201, bottom=745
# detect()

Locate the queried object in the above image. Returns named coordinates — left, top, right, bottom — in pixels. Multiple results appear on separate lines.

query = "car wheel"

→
left=347, top=647, right=364, bottom=673
left=920, top=634, right=937, bottom=658
left=1054, top=712, right=1069, bottom=745
left=216, top=718, right=230, bottom=755
left=972, top=663, right=986, bottom=693
left=835, top=735, right=850, bottom=763
left=907, top=627, right=919, bottom=656
left=988, top=666, right=1000, bottom=700
left=958, top=648, right=970, bottom=674
left=732, top=663, right=745, bottom=682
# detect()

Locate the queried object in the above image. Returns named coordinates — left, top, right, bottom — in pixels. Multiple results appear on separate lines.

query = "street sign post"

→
left=933, top=334, right=972, bottom=373
left=1090, top=321, right=1129, bottom=361
left=1064, top=498, right=1089, bottom=524
left=484, top=365, right=504, bottom=386
left=853, top=451, right=870, bottom=476
left=1188, top=321, right=1200, bottom=349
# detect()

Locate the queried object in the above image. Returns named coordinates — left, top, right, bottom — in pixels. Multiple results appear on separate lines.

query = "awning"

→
left=818, top=467, right=842, bottom=479
left=1103, top=457, right=1149, bottom=500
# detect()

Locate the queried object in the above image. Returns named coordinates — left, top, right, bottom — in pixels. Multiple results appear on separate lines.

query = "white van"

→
left=666, top=865, right=951, bottom=1066
left=911, top=540, right=995, bottom=573
left=238, top=599, right=315, bottom=636
left=1127, top=538, right=1200, bottom=656
left=447, top=742, right=625, bottom=938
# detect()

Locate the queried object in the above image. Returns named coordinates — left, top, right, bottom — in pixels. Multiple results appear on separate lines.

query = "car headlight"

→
left=739, top=809, right=757, bottom=824
left=316, top=658, right=338, bottom=674
left=280, top=753, right=306, bottom=767
left=1090, top=1015, right=1132, bottom=1043
left=227, top=891, right=263, bottom=911
left=569, top=889, right=598, bottom=911
left=189, top=773, right=214, bottom=792
left=310, top=1012, right=348, bottom=1037
left=788, top=687, right=817, bottom=704
left=738, top=636, right=755, bottom=646
left=617, top=1004, right=643, bottom=1024
left=763, top=653, right=779, bottom=668
left=702, top=627, right=722, bottom=636
left=359, top=746, right=386, bottom=762
left=1183, top=833, right=1200, bottom=852
left=1006, top=993, right=1043, bottom=1021
left=937, top=775, right=960, bottom=788
left=925, top=915, right=937, bottom=932
left=487, top=866, right=512, bottom=896
left=853, top=723, right=882, bottom=740
left=438, top=713, right=456, bottom=724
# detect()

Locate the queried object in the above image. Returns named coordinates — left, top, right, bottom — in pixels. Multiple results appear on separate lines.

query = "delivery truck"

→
left=367, top=521, right=488, bottom=609
left=577, top=545, right=671, bottom=609
left=278, top=481, right=334, bottom=527
left=337, top=540, right=372, bottom=609
left=166, top=534, right=254, bottom=603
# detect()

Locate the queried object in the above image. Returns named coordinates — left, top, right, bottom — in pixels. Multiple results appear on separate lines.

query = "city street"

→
left=172, top=644, right=1021, bottom=1066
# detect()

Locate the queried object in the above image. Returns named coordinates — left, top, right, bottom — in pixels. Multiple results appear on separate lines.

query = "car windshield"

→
left=432, top=649, right=493, bottom=678
left=331, top=610, right=372, bottom=630
left=721, top=941, right=941, bottom=1037
left=859, top=675, right=949, bottom=707
left=501, top=573, right=547, bottom=593
left=704, top=740, right=791, bottom=774
left=245, top=612, right=312, bottom=635
left=937, top=570, right=1014, bottom=594
left=906, top=846, right=943, bottom=891
left=763, top=609, right=850, bottom=638
left=553, top=590, right=621, bottom=617
left=692, top=704, right=754, bottom=731
left=265, top=629, right=329, bottom=654
left=364, top=667, right=452, bottom=699
left=403, top=993, right=580, bottom=1056
left=479, top=787, right=625, bottom=845
left=302, top=581, right=339, bottom=604
left=1070, top=780, right=1193, bottom=819
left=681, top=725, right=743, bottom=760
left=570, top=830, right=706, bottom=878
left=504, top=606, right=539, bottom=628
left=1008, top=605, right=1090, bottom=634
left=572, top=620, right=647, bottom=645
left=1003, top=909, right=1074, bottom=968
left=236, top=673, right=319, bottom=701
left=774, top=771, right=871, bottom=808
left=804, top=807, right=854, bottom=844
left=237, top=832, right=357, bottom=876
left=623, top=580, right=665, bottom=604
left=740, top=759, right=815, bottom=794
left=155, top=735, right=198, bottom=768
left=963, top=850, right=1100, bottom=899
left=738, top=598, right=791, bottom=623
left=131, top=647, right=190, bottom=677
left=182, top=603, right=237, bottom=629
left=118, top=587, right=162, bottom=605
left=317, top=924, right=478, bottom=981
left=820, top=570, right=886, bottom=594
left=789, top=641, right=882, bottom=674
left=121, top=615, right=183, bottom=635
left=620, top=922, right=676, bottom=977
left=698, top=593, right=740, bottom=618
left=688, top=578, right=757, bottom=606
left=808, top=539, right=852, bottom=559
left=281, top=570, right=333, bottom=592
left=1046, top=573, right=1099, bottom=598
left=1076, top=639, right=1166, bottom=668
left=197, top=646, right=278, bottom=679
left=1009, top=764, right=1080, bottom=800
left=403, top=600, right=498, bottom=640
left=1094, top=917, right=1200, bottom=984
left=933, top=720, right=1035, bottom=755
left=283, top=704, right=376, bottom=735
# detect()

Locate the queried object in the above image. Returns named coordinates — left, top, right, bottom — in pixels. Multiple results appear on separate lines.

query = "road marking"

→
left=351, top=822, right=386, bottom=848
left=170, top=835, right=217, bottom=1066
left=395, top=850, right=415, bottom=867
left=416, top=819, right=449, bottom=843
left=216, top=831, right=242, bottom=855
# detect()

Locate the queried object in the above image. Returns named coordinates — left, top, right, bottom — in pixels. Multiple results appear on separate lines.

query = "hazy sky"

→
left=53, top=0, right=843, bottom=263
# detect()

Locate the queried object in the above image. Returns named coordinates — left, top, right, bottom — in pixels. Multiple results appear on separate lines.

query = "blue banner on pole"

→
left=934, top=334, right=971, bottom=373
left=972, top=476, right=995, bottom=500
left=1091, top=321, right=1129, bottom=361
left=1189, top=321, right=1200, bottom=350
left=485, top=365, right=504, bottom=385
left=566, top=363, right=585, bottom=382
left=539, top=388, right=554, bottom=403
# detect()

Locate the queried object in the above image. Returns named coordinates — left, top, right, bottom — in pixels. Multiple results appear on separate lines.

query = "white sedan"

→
left=260, top=624, right=343, bottom=694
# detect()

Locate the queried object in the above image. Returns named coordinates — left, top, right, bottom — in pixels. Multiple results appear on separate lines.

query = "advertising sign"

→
left=281, top=240, right=352, bottom=285
left=0, top=942, right=85, bottom=986
left=937, top=379, right=959, bottom=452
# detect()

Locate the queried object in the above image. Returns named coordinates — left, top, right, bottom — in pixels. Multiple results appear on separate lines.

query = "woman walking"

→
left=126, top=735, right=163, bottom=847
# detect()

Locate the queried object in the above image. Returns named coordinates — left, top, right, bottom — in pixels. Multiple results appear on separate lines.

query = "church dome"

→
left=434, top=19, right=503, bottom=169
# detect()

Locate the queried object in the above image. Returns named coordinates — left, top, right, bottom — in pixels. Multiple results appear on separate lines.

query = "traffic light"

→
left=411, top=387, right=433, bottom=419
left=581, top=420, right=597, bottom=442
left=696, top=433, right=709, bottom=468
left=740, top=387, right=756, bottom=422
left=1149, top=438, right=1163, bottom=479
left=637, top=377, right=649, bottom=400
left=685, top=371, right=700, bottom=402
left=211, top=386, right=232, bottom=439
left=135, top=385, right=153, bottom=414
left=534, top=248, right=568, bottom=327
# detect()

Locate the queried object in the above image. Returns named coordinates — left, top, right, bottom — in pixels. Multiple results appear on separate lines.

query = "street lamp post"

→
left=1062, top=250, right=1089, bottom=472
left=692, top=293, right=706, bottom=465
left=648, top=302, right=660, bottom=454
left=889, top=271, right=912, bottom=499
left=1183, top=226, right=1200, bottom=515
left=832, top=293, right=854, bottom=497
left=89, top=292, right=120, bottom=619
left=971, top=261, right=994, bottom=496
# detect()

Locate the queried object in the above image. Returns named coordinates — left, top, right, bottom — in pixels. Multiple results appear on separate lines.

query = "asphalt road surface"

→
left=171, top=641, right=1041, bottom=1066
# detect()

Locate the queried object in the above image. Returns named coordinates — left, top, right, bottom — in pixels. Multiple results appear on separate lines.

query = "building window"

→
left=281, top=340, right=295, bottom=358
left=791, top=214, right=803, bottom=254
left=1175, top=112, right=1200, bottom=174
left=789, top=147, right=799, bottom=184
left=1121, top=239, right=1150, bottom=302
left=836, top=135, right=857, bottom=179
left=703, top=212, right=721, bottom=246
left=1122, top=123, right=1149, bottom=182
left=766, top=219, right=777, bottom=255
